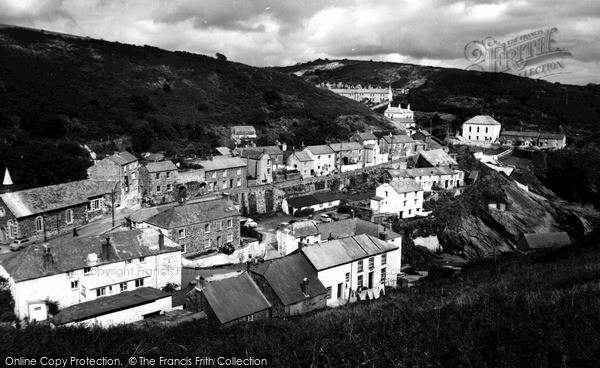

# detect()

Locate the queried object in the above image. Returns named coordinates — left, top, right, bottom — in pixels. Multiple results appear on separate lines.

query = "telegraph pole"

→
left=111, top=189, right=115, bottom=227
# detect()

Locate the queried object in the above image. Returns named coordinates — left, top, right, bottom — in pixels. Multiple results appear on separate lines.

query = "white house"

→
left=350, top=131, right=386, bottom=166
left=0, top=228, right=181, bottom=323
left=286, top=151, right=315, bottom=178
left=281, top=191, right=343, bottom=215
left=370, top=179, right=424, bottom=219
left=462, top=115, right=502, bottom=143
left=276, top=220, right=321, bottom=256
left=301, top=234, right=401, bottom=307
left=303, top=145, right=336, bottom=176
left=385, top=167, right=464, bottom=191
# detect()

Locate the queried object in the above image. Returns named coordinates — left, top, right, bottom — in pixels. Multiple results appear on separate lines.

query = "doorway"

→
left=368, top=272, right=374, bottom=289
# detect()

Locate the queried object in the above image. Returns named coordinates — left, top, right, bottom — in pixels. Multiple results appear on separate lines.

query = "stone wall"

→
left=168, top=215, right=241, bottom=257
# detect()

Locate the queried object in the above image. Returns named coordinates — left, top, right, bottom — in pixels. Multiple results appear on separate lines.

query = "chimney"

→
left=195, top=276, right=206, bottom=292
left=301, top=277, right=310, bottom=296
left=158, top=231, right=165, bottom=250
left=42, top=247, right=54, bottom=270
left=102, top=237, right=111, bottom=261
left=282, top=142, right=287, bottom=152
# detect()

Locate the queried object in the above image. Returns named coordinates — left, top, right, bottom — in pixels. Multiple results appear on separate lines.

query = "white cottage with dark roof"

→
left=462, top=115, right=502, bottom=142
left=371, top=179, right=424, bottom=219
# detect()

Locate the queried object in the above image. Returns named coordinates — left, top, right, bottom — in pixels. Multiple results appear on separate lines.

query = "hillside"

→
left=0, top=27, right=392, bottom=189
left=276, top=59, right=600, bottom=137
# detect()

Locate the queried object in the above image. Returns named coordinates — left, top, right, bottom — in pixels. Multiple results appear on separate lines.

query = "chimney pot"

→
left=158, top=231, right=165, bottom=250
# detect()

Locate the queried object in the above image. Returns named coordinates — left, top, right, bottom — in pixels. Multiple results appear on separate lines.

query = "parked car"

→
left=240, top=218, right=257, bottom=228
left=9, top=238, right=33, bottom=251
left=320, top=214, right=333, bottom=223
left=328, top=212, right=340, bottom=221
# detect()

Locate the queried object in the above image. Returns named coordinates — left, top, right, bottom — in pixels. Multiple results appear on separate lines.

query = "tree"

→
left=215, top=53, right=227, bottom=61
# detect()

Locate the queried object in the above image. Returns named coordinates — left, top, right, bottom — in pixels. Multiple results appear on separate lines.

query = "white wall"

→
left=373, top=184, right=424, bottom=219
left=462, top=124, right=501, bottom=142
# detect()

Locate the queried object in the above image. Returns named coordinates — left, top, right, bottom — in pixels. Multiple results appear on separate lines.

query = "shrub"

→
left=162, top=283, right=179, bottom=293
left=241, top=226, right=261, bottom=240
left=45, top=299, right=60, bottom=316
left=219, top=242, right=235, bottom=255
left=294, top=208, right=315, bottom=217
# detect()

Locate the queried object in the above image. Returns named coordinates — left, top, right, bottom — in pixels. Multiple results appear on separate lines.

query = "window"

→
left=90, top=198, right=101, bottom=211
left=381, top=268, right=387, bottom=282
left=178, top=229, right=185, bottom=239
left=237, top=168, right=242, bottom=175
left=156, top=185, right=161, bottom=193
left=0, top=207, right=4, bottom=217
left=84, top=267, right=91, bottom=275
left=8, top=220, right=16, bottom=238
left=485, top=127, right=489, bottom=133
left=247, top=315, right=254, bottom=322
left=211, top=172, right=217, bottom=179
left=237, top=178, right=241, bottom=187
left=166, top=172, right=171, bottom=179
left=357, top=260, right=363, bottom=273
left=227, top=233, right=233, bottom=242
left=135, top=279, right=144, bottom=288
left=328, top=155, right=331, bottom=158
left=35, top=216, right=44, bottom=232
left=108, top=285, right=113, bottom=294
left=120, top=282, right=128, bottom=292
left=65, top=209, right=73, bottom=224
left=414, top=199, right=418, bottom=204
left=70, top=280, right=78, bottom=290
left=223, top=170, right=227, bottom=177
left=381, top=254, right=387, bottom=265
left=368, top=257, right=374, bottom=269
left=403, top=201, right=407, bottom=206
left=217, top=221, right=222, bottom=231
left=139, top=257, right=146, bottom=263
left=345, top=272, right=350, bottom=282
left=204, top=223, right=210, bottom=233
left=326, top=286, right=332, bottom=299
left=223, top=180, right=228, bottom=189
left=469, top=126, right=472, bottom=132
left=204, top=239, right=211, bottom=249
left=477, top=127, right=480, bottom=133
left=357, top=275, right=363, bottom=288
left=167, top=184, right=172, bottom=191
left=96, top=288, right=106, bottom=297
left=155, top=173, right=160, bottom=179
left=227, top=219, right=232, bottom=228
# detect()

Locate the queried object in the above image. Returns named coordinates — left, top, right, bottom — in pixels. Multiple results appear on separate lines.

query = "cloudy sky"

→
left=1, top=0, right=599, bottom=85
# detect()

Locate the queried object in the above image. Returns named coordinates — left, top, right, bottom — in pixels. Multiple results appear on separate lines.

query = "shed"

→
left=516, top=232, right=571, bottom=251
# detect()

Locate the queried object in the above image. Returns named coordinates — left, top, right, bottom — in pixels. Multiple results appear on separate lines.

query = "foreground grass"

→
left=2, top=246, right=600, bottom=367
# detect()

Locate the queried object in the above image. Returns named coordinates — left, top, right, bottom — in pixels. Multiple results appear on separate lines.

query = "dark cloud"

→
left=0, top=0, right=74, bottom=26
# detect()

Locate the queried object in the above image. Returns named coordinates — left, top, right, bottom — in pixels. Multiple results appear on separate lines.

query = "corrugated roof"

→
left=107, top=151, right=137, bottom=165
left=250, top=253, right=326, bottom=306
left=0, top=228, right=180, bottom=282
left=197, top=157, right=247, bottom=172
left=202, top=272, right=271, bottom=324
left=316, top=218, right=401, bottom=241
left=145, top=160, right=177, bottom=173
left=53, top=287, right=170, bottom=325
left=417, top=149, right=458, bottom=167
left=302, top=234, right=398, bottom=271
left=518, top=232, right=571, bottom=250
left=146, top=198, right=239, bottom=229
left=464, top=115, right=501, bottom=126
left=328, top=142, right=364, bottom=152
left=306, top=145, right=335, bottom=155
left=286, top=191, right=343, bottom=208
left=0, top=180, right=117, bottom=218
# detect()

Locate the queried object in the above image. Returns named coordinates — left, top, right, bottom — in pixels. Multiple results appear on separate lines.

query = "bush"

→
left=241, top=226, right=261, bottom=240
left=162, top=283, right=179, bottom=293
left=294, top=208, right=315, bottom=217
left=219, top=242, right=235, bottom=255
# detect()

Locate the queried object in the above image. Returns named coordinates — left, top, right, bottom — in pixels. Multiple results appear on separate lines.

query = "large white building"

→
left=0, top=228, right=181, bottom=323
left=327, top=85, right=392, bottom=104
left=371, top=179, right=424, bottom=219
left=462, top=115, right=502, bottom=142
left=301, top=234, right=401, bottom=307
left=303, top=145, right=336, bottom=176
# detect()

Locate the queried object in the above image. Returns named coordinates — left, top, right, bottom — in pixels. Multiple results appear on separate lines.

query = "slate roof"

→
left=500, top=131, right=540, bottom=138
left=388, top=179, right=423, bottom=194
left=289, top=221, right=320, bottom=238
left=328, top=142, right=364, bottom=152
left=202, top=272, right=271, bottom=324
left=306, top=145, right=335, bottom=155
left=215, top=147, right=232, bottom=156
left=231, top=126, right=257, bottom=136
left=239, top=150, right=269, bottom=160
left=0, top=180, right=117, bottom=218
left=53, top=287, right=170, bottom=325
left=107, top=151, right=137, bottom=165
left=387, top=167, right=457, bottom=179
left=197, top=157, right=247, bottom=172
left=128, top=206, right=169, bottom=223
left=539, top=133, right=566, bottom=140
left=246, top=146, right=283, bottom=156
left=517, top=232, right=571, bottom=251
left=290, top=151, right=313, bottom=162
left=316, top=218, right=401, bottom=241
left=381, top=135, right=416, bottom=144
left=412, top=129, right=431, bottom=138
left=353, top=132, right=378, bottom=141
left=0, top=228, right=180, bottom=282
left=417, top=149, right=458, bottom=167
left=286, top=191, right=343, bottom=208
left=301, top=234, right=399, bottom=271
left=145, top=160, right=177, bottom=173
left=145, top=198, right=239, bottom=229
left=250, top=253, right=327, bottom=305
left=143, top=152, right=165, bottom=162
left=464, top=115, right=501, bottom=126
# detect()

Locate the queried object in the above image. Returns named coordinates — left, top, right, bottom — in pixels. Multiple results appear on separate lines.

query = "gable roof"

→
left=246, top=146, right=283, bottom=156
left=417, top=149, right=458, bottom=167
left=316, top=218, right=401, bottom=241
left=381, top=135, right=416, bottom=144
left=231, top=126, right=257, bottom=136
left=238, top=149, right=269, bottom=160
left=202, top=272, right=271, bottom=324
left=215, top=147, right=232, bottom=156
left=328, top=142, right=364, bottom=152
left=0, top=180, right=117, bottom=218
left=386, top=179, right=423, bottom=194
left=145, top=198, right=239, bottom=229
left=306, top=145, right=335, bottom=155
left=539, top=133, right=566, bottom=140
left=145, top=160, right=177, bottom=173
left=107, top=151, right=137, bottom=165
left=0, top=228, right=180, bottom=282
left=353, top=131, right=378, bottom=141
left=142, top=152, right=165, bottom=162
left=127, top=206, right=170, bottom=223
left=196, top=157, right=247, bottom=171
left=464, top=115, right=501, bottom=126
left=500, top=131, right=540, bottom=138
left=289, top=221, right=320, bottom=238
left=517, top=232, right=571, bottom=251
left=301, top=234, right=398, bottom=271
left=250, top=253, right=327, bottom=305
left=286, top=191, right=343, bottom=208
left=412, top=129, right=431, bottom=138
left=290, top=151, right=313, bottom=162
left=53, top=287, right=170, bottom=326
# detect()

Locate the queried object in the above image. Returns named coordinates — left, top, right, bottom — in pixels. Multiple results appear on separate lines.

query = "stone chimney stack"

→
left=301, top=277, right=310, bottom=295
left=158, top=231, right=165, bottom=250
left=102, top=237, right=111, bottom=261
left=42, top=247, right=54, bottom=270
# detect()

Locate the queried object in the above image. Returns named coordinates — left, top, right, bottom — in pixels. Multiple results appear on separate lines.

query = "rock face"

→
left=438, top=171, right=595, bottom=260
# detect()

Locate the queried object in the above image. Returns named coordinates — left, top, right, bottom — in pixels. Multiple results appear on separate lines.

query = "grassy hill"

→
left=0, top=27, right=392, bottom=189
left=276, top=59, right=600, bottom=137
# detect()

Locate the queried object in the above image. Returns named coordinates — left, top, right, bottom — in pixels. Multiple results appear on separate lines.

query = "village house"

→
left=516, top=232, right=572, bottom=252
left=328, top=142, right=364, bottom=172
left=188, top=272, right=271, bottom=325
left=286, top=151, right=315, bottom=178
left=238, top=150, right=273, bottom=185
left=415, top=148, right=458, bottom=169
left=462, top=115, right=502, bottom=142
left=303, top=145, right=336, bottom=176
left=384, top=103, right=416, bottom=134
left=0, top=228, right=181, bottom=323
left=240, top=145, right=285, bottom=170
left=196, top=157, right=247, bottom=192
left=537, top=133, right=567, bottom=149
left=0, top=179, right=117, bottom=244
left=351, top=131, right=385, bottom=166
left=371, top=179, right=424, bottom=219
left=301, top=234, right=401, bottom=307
left=144, top=198, right=241, bottom=257
left=326, top=85, right=392, bottom=104
left=316, top=218, right=402, bottom=247
left=379, top=134, right=417, bottom=160
left=88, top=151, right=139, bottom=200
left=385, top=167, right=464, bottom=191
left=281, top=191, right=343, bottom=215
left=276, top=220, right=321, bottom=256
left=231, top=126, right=257, bottom=146
left=499, top=131, right=567, bottom=149
left=249, top=253, right=327, bottom=317
left=138, top=160, right=179, bottom=204
left=141, top=152, right=165, bottom=162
